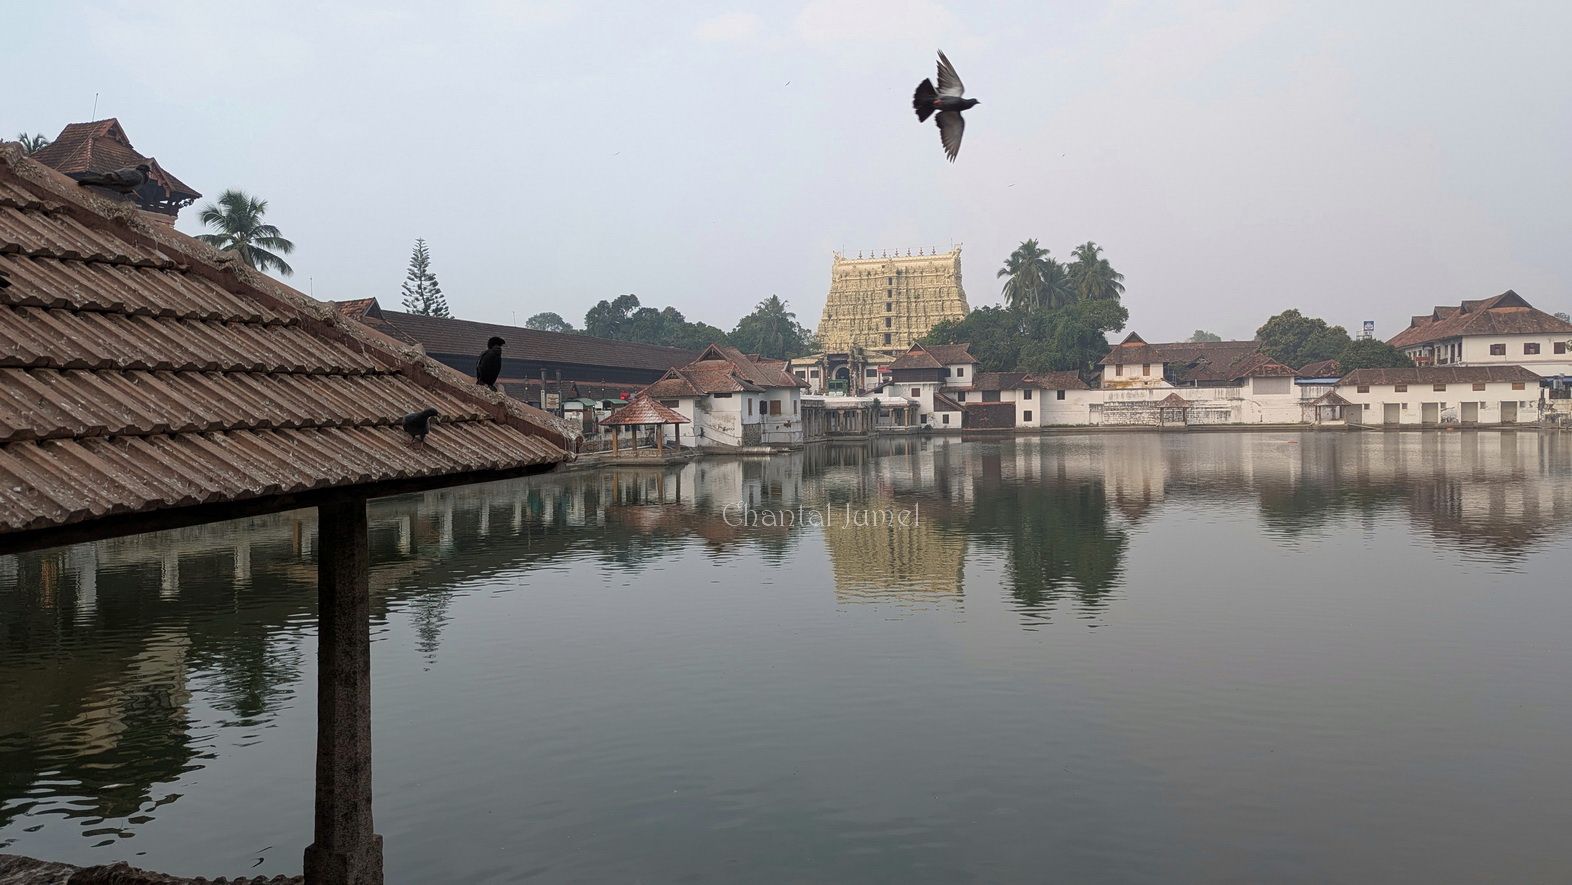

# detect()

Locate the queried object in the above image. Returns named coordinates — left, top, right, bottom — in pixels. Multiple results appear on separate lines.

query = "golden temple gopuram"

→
left=816, top=249, right=970, bottom=356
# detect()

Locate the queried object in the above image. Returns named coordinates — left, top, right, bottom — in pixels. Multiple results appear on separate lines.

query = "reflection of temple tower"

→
left=817, top=249, right=969, bottom=356
left=821, top=498, right=967, bottom=603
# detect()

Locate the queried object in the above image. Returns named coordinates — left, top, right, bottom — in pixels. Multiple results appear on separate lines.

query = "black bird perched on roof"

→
left=476, top=336, right=505, bottom=391
left=402, top=408, right=439, bottom=444
left=76, top=164, right=151, bottom=194
left=912, top=51, right=978, bottom=162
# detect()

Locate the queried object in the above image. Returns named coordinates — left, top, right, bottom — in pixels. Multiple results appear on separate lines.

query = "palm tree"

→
left=998, top=239, right=1052, bottom=312
left=195, top=190, right=295, bottom=277
left=1069, top=241, right=1125, bottom=301
left=16, top=133, right=51, bottom=155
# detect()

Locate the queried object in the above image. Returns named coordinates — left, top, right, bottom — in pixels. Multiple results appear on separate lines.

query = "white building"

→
left=1335, top=366, right=1544, bottom=426
left=1387, top=290, right=1572, bottom=378
left=641, top=344, right=807, bottom=448
left=884, top=342, right=980, bottom=425
left=1094, top=333, right=1305, bottom=425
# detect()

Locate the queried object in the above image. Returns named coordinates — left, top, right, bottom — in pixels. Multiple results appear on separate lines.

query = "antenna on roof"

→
left=91, top=92, right=99, bottom=120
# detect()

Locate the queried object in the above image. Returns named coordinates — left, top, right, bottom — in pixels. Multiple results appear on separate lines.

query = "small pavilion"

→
left=600, top=393, right=690, bottom=455
left=0, top=143, right=577, bottom=884
left=1156, top=392, right=1192, bottom=427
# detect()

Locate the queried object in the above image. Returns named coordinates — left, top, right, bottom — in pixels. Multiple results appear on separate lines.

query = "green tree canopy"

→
left=925, top=306, right=1025, bottom=371
left=1018, top=298, right=1130, bottom=375
left=997, top=239, right=1073, bottom=313
left=729, top=295, right=816, bottom=359
left=1188, top=329, right=1223, bottom=343
left=584, top=294, right=728, bottom=350
left=195, top=190, right=295, bottom=277
left=1336, top=338, right=1414, bottom=370
left=1068, top=241, right=1125, bottom=302
left=399, top=238, right=448, bottom=317
left=16, top=132, right=50, bottom=154
left=1255, top=309, right=1352, bottom=369
left=525, top=312, right=575, bottom=333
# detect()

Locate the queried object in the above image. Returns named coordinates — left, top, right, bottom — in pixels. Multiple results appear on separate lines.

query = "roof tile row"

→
left=2, top=252, right=288, bottom=322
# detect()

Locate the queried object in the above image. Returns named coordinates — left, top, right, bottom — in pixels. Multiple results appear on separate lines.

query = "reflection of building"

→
left=821, top=496, right=967, bottom=603
left=816, top=249, right=969, bottom=355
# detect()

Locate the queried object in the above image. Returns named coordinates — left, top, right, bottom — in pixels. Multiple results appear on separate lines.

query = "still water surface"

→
left=3, top=433, right=1571, bottom=883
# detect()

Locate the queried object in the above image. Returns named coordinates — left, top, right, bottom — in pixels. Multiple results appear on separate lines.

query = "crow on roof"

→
left=402, top=408, right=439, bottom=444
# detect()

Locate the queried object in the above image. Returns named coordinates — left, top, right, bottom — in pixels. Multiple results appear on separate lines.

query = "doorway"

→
left=1421, top=402, right=1439, bottom=424
left=1501, top=401, right=1518, bottom=424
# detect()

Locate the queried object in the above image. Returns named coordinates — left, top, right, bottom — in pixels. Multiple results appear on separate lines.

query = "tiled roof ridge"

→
left=1, top=144, right=578, bottom=450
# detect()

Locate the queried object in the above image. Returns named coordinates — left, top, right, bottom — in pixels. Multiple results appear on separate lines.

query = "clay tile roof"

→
left=1387, top=290, right=1572, bottom=349
left=29, top=118, right=200, bottom=204
left=685, top=343, right=804, bottom=388
left=932, top=391, right=964, bottom=412
left=1227, top=351, right=1297, bottom=380
left=889, top=345, right=944, bottom=370
left=923, top=343, right=979, bottom=365
left=1156, top=392, right=1192, bottom=406
left=1027, top=371, right=1090, bottom=390
left=1309, top=391, right=1353, bottom=406
left=1298, top=358, right=1342, bottom=377
left=600, top=394, right=690, bottom=426
left=370, top=309, right=698, bottom=373
left=1339, top=366, right=1543, bottom=386
left=0, top=145, right=574, bottom=547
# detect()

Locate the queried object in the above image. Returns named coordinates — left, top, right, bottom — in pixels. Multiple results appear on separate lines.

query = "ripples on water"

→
left=2, top=433, right=1571, bottom=882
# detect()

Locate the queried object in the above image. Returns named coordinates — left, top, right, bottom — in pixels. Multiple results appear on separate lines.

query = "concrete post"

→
left=304, top=499, right=384, bottom=885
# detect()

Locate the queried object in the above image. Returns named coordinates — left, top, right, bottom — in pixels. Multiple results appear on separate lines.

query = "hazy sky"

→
left=8, top=1, right=1570, bottom=342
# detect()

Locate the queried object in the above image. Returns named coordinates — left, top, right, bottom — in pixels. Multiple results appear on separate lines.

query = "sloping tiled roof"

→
left=600, top=394, right=689, bottom=426
left=1339, top=366, right=1543, bottom=386
left=1099, top=334, right=1292, bottom=384
left=1298, top=358, right=1342, bottom=377
left=889, top=345, right=943, bottom=370
left=923, top=343, right=978, bottom=365
left=1309, top=391, right=1353, bottom=406
left=29, top=119, right=200, bottom=203
left=688, top=343, right=805, bottom=389
left=932, top=391, right=964, bottom=412
left=0, top=145, right=574, bottom=544
left=334, top=297, right=419, bottom=346
left=1388, top=290, right=1572, bottom=349
left=1156, top=392, right=1192, bottom=407
left=974, top=371, right=1090, bottom=391
left=372, top=308, right=699, bottom=373
left=641, top=365, right=760, bottom=398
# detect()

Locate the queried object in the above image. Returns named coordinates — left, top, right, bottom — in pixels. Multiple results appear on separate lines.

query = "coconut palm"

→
left=195, top=189, right=295, bottom=277
left=1069, top=241, right=1125, bottom=302
left=998, top=239, right=1050, bottom=311
left=16, top=133, right=51, bottom=155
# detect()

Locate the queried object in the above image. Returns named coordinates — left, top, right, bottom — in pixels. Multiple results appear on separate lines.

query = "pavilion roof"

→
left=600, top=394, right=690, bottom=426
left=0, top=145, right=574, bottom=550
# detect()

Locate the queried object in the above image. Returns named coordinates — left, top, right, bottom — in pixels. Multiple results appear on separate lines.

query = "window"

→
left=809, top=369, right=819, bottom=378
left=1023, top=389, right=1033, bottom=400
left=884, top=317, right=892, bottom=328
left=1357, top=385, right=1369, bottom=393
left=886, top=302, right=893, bottom=312
left=1433, top=383, right=1446, bottom=392
left=956, top=367, right=965, bottom=378
left=942, top=414, right=950, bottom=425
left=1142, top=363, right=1150, bottom=375
left=660, top=400, right=679, bottom=408
left=1512, top=382, right=1526, bottom=390
left=956, top=391, right=966, bottom=402
left=1056, top=390, right=1066, bottom=401
left=865, top=368, right=877, bottom=377
left=1401, top=402, right=1408, bottom=410
left=910, top=388, right=920, bottom=398
left=946, top=367, right=953, bottom=376
left=747, top=398, right=753, bottom=415
left=794, top=370, right=806, bottom=379
left=770, top=400, right=782, bottom=416
left=714, top=392, right=732, bottom=398
left=886, top=277, right=892, bottom=285
left=1023, top=410, right=1033, bottom=422
left=1394, top=384, right=1407, bottom=392
left=886, top=289, right=892, bottom=298
left=793, top=400, right=799, bottom=415
left=1525, top=342, right=1541, bottom=355
left=1555, top=342, right=1567, bottom=354
left=1116, top=364, right=1124, bottom=377
left=883, top=333, right=892, bottom=345
left=1490, top=343, right=1506, bottom=356
left=1472, top=382, right=1486, bottom=391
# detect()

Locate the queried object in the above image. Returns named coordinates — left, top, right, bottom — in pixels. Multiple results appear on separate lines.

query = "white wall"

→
left=1457, top=333, right=1572, bottom=377
left=1101, top=360, right=1167, bottom=387
left=1336, top=379, right=1543, bottom=425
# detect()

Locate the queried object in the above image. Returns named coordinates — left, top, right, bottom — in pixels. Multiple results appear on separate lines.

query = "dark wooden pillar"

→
left=656, top=423, right=664, bottom=453
left=304, top=499, right=384, bottom=885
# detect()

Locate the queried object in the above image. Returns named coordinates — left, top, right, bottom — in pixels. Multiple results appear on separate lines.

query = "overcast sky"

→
left=8, top=1, right=1570, bottom=342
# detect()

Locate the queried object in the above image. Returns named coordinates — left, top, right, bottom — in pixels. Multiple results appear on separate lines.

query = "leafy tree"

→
left=16, top=132, right=51, bottom=155
left=584, top=293, right=642, bottom=339
left=997, top=239, right=1072, bottom=313
left=195, top=190, right=295, bottom=277
left=1255, top=309, right=1352, bottom=369
left=925, top=306, right=1025, bottom=371
left=1188, top=330, right=1223, bottom=343
left=583, top=293, right=728, bottom=349
left=1337, top=338, right=1413, bottom=370
left=399, top=238, right=448, bottom=317
left=1068, top=241, right=1125, bottom=302
left=729, top=295, right=816, bottom=359
left=1018, top=298, right=1130, bottom=375
left=525, top=312, right=575, bottom=333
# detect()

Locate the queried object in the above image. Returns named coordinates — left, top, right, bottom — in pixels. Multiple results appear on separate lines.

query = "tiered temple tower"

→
left=816, top=248, right=969, bottom=357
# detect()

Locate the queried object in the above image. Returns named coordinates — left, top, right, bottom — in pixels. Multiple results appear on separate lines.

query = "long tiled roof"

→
left=974, top=370, right=1090, bottom=391
left=1339, top=366, right=1543, bottom=386
left=600, top=394, right=689, bottom=426
left=1387, top=290, right=1572, bottom=348
left=693, top=343, right=805, bottom=389
left=29, top=119, right=200, bottom=202
left=0, top=145, right=574, bottom=543
left=1099, top=333, right=1292, bottom=383
left=369, top=307, right=698, bottom=373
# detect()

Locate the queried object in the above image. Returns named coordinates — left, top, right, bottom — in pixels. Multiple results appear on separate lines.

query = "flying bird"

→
left=476, top=336, right=505, bottom=391
left=402, top=408, right=439, bottom=444
left=912, top=51, right=978, bottom=162
left=76, top=164, right=151, bottom=193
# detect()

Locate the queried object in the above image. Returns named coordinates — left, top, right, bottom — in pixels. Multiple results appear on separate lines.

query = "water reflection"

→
left=2, top=431, right=1571, bottom=874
